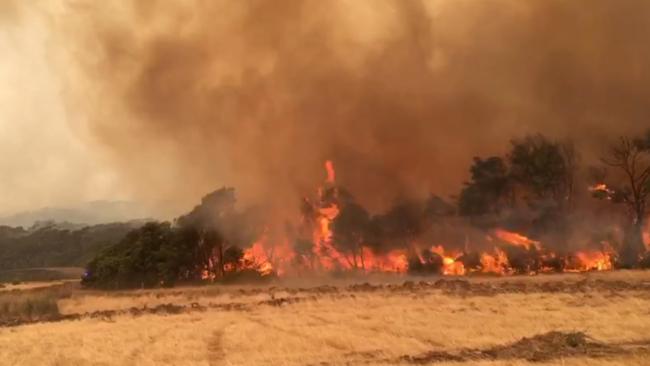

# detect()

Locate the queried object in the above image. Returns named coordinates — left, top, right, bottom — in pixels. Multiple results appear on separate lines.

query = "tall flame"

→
left=325, top=160, right=335, bottom=183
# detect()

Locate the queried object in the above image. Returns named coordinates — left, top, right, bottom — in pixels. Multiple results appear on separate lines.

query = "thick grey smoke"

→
left=54, top=0, right=650, bottom=215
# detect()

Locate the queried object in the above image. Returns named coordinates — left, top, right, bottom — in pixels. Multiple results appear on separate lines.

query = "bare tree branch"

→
left=601, top=135, right=650, bottom=226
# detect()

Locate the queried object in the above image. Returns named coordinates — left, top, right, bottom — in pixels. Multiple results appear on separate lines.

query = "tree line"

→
left=0, top=222, right=140, bottom=272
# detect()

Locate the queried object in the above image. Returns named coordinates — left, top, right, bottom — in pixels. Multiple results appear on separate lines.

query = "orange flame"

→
left=568, top=251, right=613, bottom=272
left=242, top=242, right=275, bottom=276
left=325, top=160, right=335, bottom=183
left=360, top=248, right=409, bottom=273
left=480, top=248, right=510, bottom=274
left=492, top=229, right=541, bottom=250
left=430, top=245, right=466, bottom=275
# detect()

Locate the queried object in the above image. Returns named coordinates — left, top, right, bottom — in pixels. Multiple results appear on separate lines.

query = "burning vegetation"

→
left=234, top=160, right=618, bottom=278
left=82, top=132, right=650, bottom=289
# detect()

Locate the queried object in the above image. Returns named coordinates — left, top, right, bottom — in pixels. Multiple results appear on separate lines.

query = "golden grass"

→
left=1, top=272, right=650, bottom=365
left=0, top=291, right=60, bottom=322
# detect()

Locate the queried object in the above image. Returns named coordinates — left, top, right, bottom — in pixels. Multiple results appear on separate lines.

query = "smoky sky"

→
left=48, top=0, right=650, bottom=215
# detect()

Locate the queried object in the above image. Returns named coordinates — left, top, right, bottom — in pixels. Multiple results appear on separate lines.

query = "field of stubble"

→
left=1, top=271, right=650, bottom=366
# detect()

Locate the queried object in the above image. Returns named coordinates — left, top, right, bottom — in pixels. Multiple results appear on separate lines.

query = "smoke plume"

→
left=53, top=0, right=650, bottom=215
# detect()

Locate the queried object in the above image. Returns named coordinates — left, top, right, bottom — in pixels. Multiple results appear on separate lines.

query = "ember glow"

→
left=230, top=162, right=619, bottom=278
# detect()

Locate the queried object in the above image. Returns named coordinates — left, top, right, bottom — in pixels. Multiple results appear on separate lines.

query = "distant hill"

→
left=0, top=201, right=157, bottom=228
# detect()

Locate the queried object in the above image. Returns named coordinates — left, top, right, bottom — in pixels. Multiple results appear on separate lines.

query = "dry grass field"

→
left=1, top=272, right=650, bottom=365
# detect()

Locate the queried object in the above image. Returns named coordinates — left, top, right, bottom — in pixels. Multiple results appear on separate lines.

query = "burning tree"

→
left=597, top=133, right=650, bottom=267
left=510, top=136, right=577, bottom=250
left=459, top=135, right=579, bottom=255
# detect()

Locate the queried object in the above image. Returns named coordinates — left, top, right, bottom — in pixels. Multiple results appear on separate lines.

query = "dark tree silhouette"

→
left=458, top=156, right=510, bottom=217
left=508, top=134, right=577, bottom=209
left=599, top=134, right=650, bottom=267
left=175, top=187, right=261, bottom=279
left=332, top=201, right=370, bottom=269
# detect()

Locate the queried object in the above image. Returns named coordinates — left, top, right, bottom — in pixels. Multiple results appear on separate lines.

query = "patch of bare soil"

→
left=400, top=331, right=650, bottom=363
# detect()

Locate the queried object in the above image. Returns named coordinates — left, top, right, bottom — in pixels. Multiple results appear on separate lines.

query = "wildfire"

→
left=221, top=161, right=624, bottom=279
